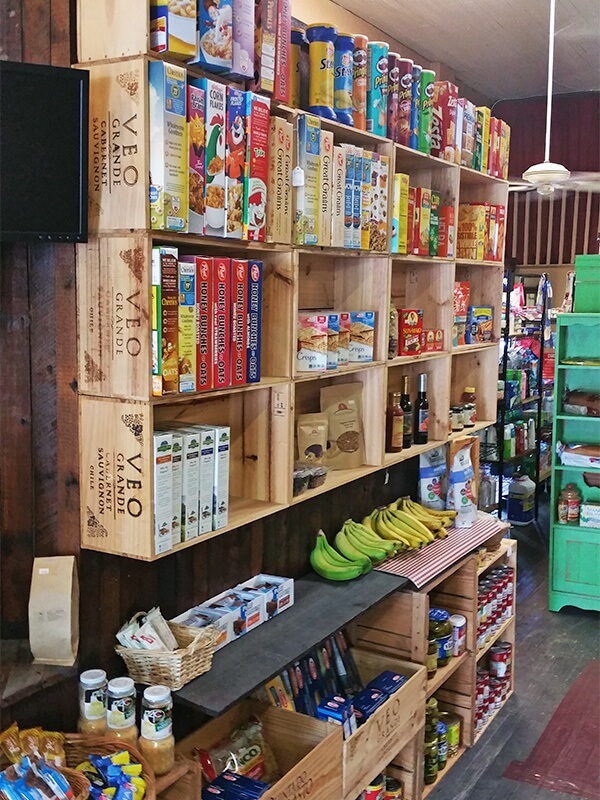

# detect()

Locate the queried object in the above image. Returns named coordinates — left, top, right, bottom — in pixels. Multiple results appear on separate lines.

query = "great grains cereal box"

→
left=178, top=259, right=197, bottom=393
left=150, top=0, right=197, bottom=61
left=247, top=260, right=263, bottom=383
left=457, top=204, right=486, bottom=261
left=180, top=256, right=213, bottom=391
left=225, top=86, right=247, bottom=239
left=213, top=257, right=231, bottom=389
left=231, top=259, right=248, bottom=385
left=231, top=0, right=255, bottom=79
left=267, top=116, right=292, bottom=243
left=188, top=82, right=205, bottom=235
left=361, top=151, right=373, bottom=250
left=331, top=146, right=345, bottom=248
left=244, top=92, right=271, bottom=241
left=195, top=0, right=233, bottom=74
left=202, top=78, right=227, bottom=237
left=319, top=130, right=334, bottom=247
left=149, top=62, right=188, bottom=232
left=153, top=432, right=173, bottom=555
left=431, top=81, right=457, bottom=161
left=295, top=113, right=321, bottom=246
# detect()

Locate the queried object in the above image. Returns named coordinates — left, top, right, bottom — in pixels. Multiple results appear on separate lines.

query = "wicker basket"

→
left=115, top=622, right=218, bottom=691
left=61, top=766, right=92, bottom=800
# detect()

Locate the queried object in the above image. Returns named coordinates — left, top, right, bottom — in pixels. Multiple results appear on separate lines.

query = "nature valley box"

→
left=319, top=130, right=334, bottom=247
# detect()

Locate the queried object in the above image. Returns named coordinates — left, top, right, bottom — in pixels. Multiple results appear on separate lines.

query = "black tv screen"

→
left=0, top=61, right=89, bottom=242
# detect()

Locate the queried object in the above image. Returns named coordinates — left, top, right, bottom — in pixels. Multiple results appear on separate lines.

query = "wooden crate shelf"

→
left=387, top=356, right=451, bottom=442
left=474, top=688, right=514, bottom=743
left=476, top=616, right=515, bottom=661
left=421, top=746, right=468, bottom=798
left=426, top=650, right=470, bottom=698
left=451, top=346, right=499, bottom=424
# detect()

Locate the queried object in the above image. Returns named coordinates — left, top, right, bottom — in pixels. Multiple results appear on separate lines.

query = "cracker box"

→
left=231, top=0, right=255, bottom=79
left=274, top=0, right=291, bottom=102
left=407, top=186, right=416, bottom=253
left=360, top=150, right=373, bottom=250
left=207, top=424, right=230, bottom=529
left=153, top=432, right=173, bottom=555
left=178, top=259, right=197, bottom=393
left=418, top=188, right=431, bottom=257
left=319, top=130, right=334, bottom=247
left=213, top=256, right=231, bottom=389
left=343, top=144, right=355, bottom=249
left=195, top=0, right=233, bottom=73
left=179, top=255, right=213, bottom=391
left=267, top=116, right=293, bottom=243
left=231, top=259, right=248, bottom=385
left=349, top=311, right=375, bottom=362
left=149, top=61, right=188, bottom=232
left=178, top=427, right=201, bottom=541
left=297, top=313, right=328, bottom=372
left=430, top=81, right=457, bottom=161
left=374, top=154, right=390, bottom=252
left=169, top=433, right=183, bottom=545
left=294, top=113, right=321, bottom=246
left=202, top=78, right=227, bottom=238
left=398, top=308, right=423, bottom=356
left=485, top=203, right=496, bottom=261
left=159, top=246, right=179, bottom=395
left=338, top=311, right=351, bottom=366
left=453, top=281, right=471, bottom=319
left=460, top=98, right=477, bottom=167
left=150, top=0, right=197, bottom=61
left=331, top=146, right=346, bottom=247
left=247, top=260, right=263, bottom=383
left=187, top=82, right=205, bottom=235
left=500, top=120, right=511, bottom=180
left=438, top=204, right=455, bottom=258
left=197, top=426, right=215, bottom=534
left=453, top=93, right=463, bottom=165
left=237, top=574, right=294, bottom=618
left=477, top=106, right=491, bottom=173
left=465, top=305, right=494, bottom=344
left=171, top=605, right=231, bottom=650
left=353, top=147, right=363, bottom=249
left=429, top=190, right=440, bottom=257
left=151, top=248, right=163, bottom=397
left=244, top=92, right=271, bottom=241
left=421, top=329, right=436, bottom=353
left=495, top=204, right=506, bottom=261
left=457, top=203, right=486, bottom=261
left=581, top=503, right=600, bottom=529
left=225, top=86, right=247, bottom=239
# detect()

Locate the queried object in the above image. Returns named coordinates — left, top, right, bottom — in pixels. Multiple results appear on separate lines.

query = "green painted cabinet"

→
left=549, top=312, right=600, bottom=613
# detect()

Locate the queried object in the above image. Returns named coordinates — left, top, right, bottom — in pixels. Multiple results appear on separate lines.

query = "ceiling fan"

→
left=510, top=0, right=600, bottom=196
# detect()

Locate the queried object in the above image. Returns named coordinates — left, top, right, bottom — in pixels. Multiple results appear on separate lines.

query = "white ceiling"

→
left=333, top=0, right=600, bottom=101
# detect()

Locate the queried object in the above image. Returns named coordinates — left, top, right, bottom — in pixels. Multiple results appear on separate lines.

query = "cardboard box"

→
left=343, top=144, right=354, bottom=249
left=231, top=259, right=248, bottom=385
left=320, top=130, right=334, bottom=247
left=338, top=312, right=350, bottom=366
left=489, top=117, right=502, bottom=177
left=205, top=588, right=263, bottom=636
left=153, top=432, right=173, bottom=555
left=434, top=329, right=444, bottom=351
left=297, top=313, right=328, bottom=372
left=244, top=92, right=270, bottom=241
left=495, top=204, right=506, bottom=261
left=326, top=312, right=339, bottom=370
left=429, top=190, right=440, bottom=257
left=500, top=120, right=511, bottom=180
left=452, top=319, right=466, bottom=348
left=457, top=203, right=486, bottom=261
left=171, top=605, right=231, bottom=650
left=281, top=121, right=293, bottom=243
left=202, top=424, right=230, bottom=529
left=260, top=0, right=278, bottom=94
left=331, top=146, right=346, bottom=248
left=187, top=82, right=205, bottom=235
left=198, top=427, right=215, bottom=534
left=150, top=0, right=197, bottom=60
left=360, top=150, right=372, bottom=251
left=430, top=81, right=458, bottom=161
left=170, top=433, right=183, bottom=545
left=477, top=106, right=491, bottom=173
left=374, top=155, right=390, bottom=253
left=473, top=108, right=483, bottom=171
left=453, top=94, right=464, bottom=165
left=396, top=173, right=410, bottom=254
left=485, top=203, right=496, bottom=261
left=202, top=78, right=227, bottom=238
left=225, top=86, right=247, bottom=239
left=465, top=305, right=493, bottom=343
left=349, top=311, right=375, bottom=362
left=195, top=0, right=233, bottom=73
left=412, top=187, right=422, bottom=255
left=418, top=188, right=431, bottom=257
left=213, top=257, right=231, bottom=389
left=407, top=186, right=416, bottom=254
left=159, top=246, right=179, bottom=395
left=453, top=281, right=471, bottom=319
left=151, top=248, right=163, bottom=397
left=295, top=114, right=321, bottom=246
left=274, top=0, right=291, bottom=102
left=438, top=204, right=455, bottom=258
left=353, top=147, right=363, bottom=249
left=460, top=98, right=476, bottom=167
left=420, top=329, right=443, bottom=353
left=149, top=61, right=188, bottom=232
left=267, top=116, right=293, bottom=243
left=247, top=260, right=263, bottom=383
left=581, top=503, right=600, bottom=529
left=178, top=427, right=201, bottom=541
left=231, top=0, right=255, bottom=79
left=178, top=259, right=197, bottom=393
left=368, top=153, right=379, bottom=252
left=237, top=574, right=295, bottom=619
left=398, top=308, right=423, bottom=356
left=180, top=256, right=213, bottom=391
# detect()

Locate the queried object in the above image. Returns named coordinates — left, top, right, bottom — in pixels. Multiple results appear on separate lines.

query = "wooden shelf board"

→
left=459, top=165, right=509, bottom=186
left=155, top=759, right=191, bottom=795
left=391, top=254, right=454, bottom=264
left=394, top=142, right=457, bottom=171
left=1, top=640, right=77, bottom=709
left=150, top=376, right=289, bottom=404
left=291, top=464, right=382, bottom=505
left=101, top=229, right=289, bottom=252
left=476, top=615, right=515, bottom=661
left=474, top=689, right=514, bottom=743
left=383, top=439, right=448, bottom=468
left=422, top=746, right=468, bottom=798
left=448, top=420, right=495, bottom=441
left=387, top=351, right=450, bottom=367
left=477, top=538, right=515, bottom=576
left=456, top=258, right=503, bottom=267
left=452, top=342, right=498, bottom=354
left=426, top=650, right=470, bottom=698
left=295, top=245, right=390, bottom=257
left=319, top=115, right=390, bottom=148
left=294, top=362, right=385, bottom=383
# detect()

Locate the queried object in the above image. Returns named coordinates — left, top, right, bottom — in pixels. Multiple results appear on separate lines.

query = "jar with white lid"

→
left=106, top=677, right=139, bottom=747
left=78, top=669, right=107, bottom=735
left=139, top=685, right=175, bottom=775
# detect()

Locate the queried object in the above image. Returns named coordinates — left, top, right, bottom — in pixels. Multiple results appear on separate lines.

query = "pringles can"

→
left=334, top=33, right=355, bottom=126
left=366, top=41, right=389, bottom=136
left=352, top=34, right=368, bottom=129
left=290, top=27, right=306, bottom=108
left=396, top=58, right=413, bottom=146
left=418, top=68, right=436, bottom=153
left=387, top=52, right=400, bottom=141
left=409, top=63, right=422, bottom=149
left=306, top=23, right=337, bottom=121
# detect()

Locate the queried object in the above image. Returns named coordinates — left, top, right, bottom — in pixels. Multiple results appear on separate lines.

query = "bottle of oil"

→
left=414, top=373, right=429, bottom=444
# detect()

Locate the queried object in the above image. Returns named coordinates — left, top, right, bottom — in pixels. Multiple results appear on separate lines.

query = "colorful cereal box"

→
left=407, top=186, right=416, bottom=253
left=202, top=78, right=227, bottom=237
left=338, top=311, right=350, bottom=365
left=281, top=121, right=293, bottom=242
left=417, top=188, right=431, bottom=257
left=343, top=144, right=355, bottom=249
left=409, top=63, right=421, bottom=150
left=457, top=204, right=486, bottom=261
left=274, top=0, right=291, bottom=102
left=295, top=113, right=321, bottom=245
left=353, top=147, right=363, bottom=249
left=361, top=150, right=373, bottom=250
left=398, top=308, right=423, bottom=356
left=149, top=62, right=188, bottom=232
left=225, top=86, right=247, bottom=239
left=429, top=191, right=440, bottom=257
left=159, top=246, right=179, bottom=395
left=368, top=151, right=379, bottom=250
left=169, top=433, right=183, bottom=545
left=473, top=109, right=484, bottom=171
left=376, top=155, right=390, bottom=252
left=231, top=0, right=255, bottom=79
left=484, top=203, right=495, bottom=261
left=396, top=58, right=413, bottom=146
left=178, top=259, right=197, bottom=393
left=438, top=205, right=455, bottom=258
left=297, top=313, right=328, bottom=372
left=495, top=204, right=506, bottom=261
left=460, top=98, right=477, bottom=167
left=349, top=311, right=375, bottom=362
left=477, top=106, right=491, bottom=173
left=387, top=52, right=400, bottom=142
left=391, top=172, right=410, bottom=254
left=418, top=69, right=436, bottom=154
left=231, top=259, right=248, bottom=385
left=431, top=81, right=457, bottom=161
left=453, top=281, right=471, bottom=320
left=492, top=116, right=503, bottom=177
left=352, top=34, right=368, bottom=130
left=195, top=256, right=213, bottom=391
left=331, top=146, right=346, bottom=247
left=488, top=117, right=500, bottom=177
left=213, top=256, right=231, bottom=389
left=366, top=41, right=389, bottom=136
left=150, top=0, right=197, bottom=60
left=319, top=130, right=334, bottom=247
left=153, top=432, right=173, bottom=555
left=247, top=260, right=263, bottom=382
left=188, top=82, right=205, bottom=235
left=465, top=306, right=494, bottom=344
left=500, top=120, right=511, bottom=180
left=453, top=95, right=463, bottom=165
left=151, top=248, right=163, bottom=397
left=244, top=92, right=271, bottom=241
left=267, top=116, right=293, bottom=243
left=196, top=0, right=233, bottom=73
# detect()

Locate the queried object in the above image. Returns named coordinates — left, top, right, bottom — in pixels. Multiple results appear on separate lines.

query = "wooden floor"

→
left=429, top=496, right=600, bottom=799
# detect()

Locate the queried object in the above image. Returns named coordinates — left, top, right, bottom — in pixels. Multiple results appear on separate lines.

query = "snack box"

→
left=320, top=130, right=334, bottom=247
left=352, top=687, right=387, bottom=725
left=438, top=204, right=455, bottom=258
left=430, top=80, right=457, bottom=161
left=247, top=260, right=263, bottom=383
left=460, top=98, right=477, bottom=167
left=178, top=260, right=197, bottom=393
left=325, top=312, right=340, bottom=370
left=267, top=116, right=293, bottom=243
left=417, top=188, right=431, bottom=256
left=150, top=0, right=197, bottom=60
left=398, top=308, right=423, bottom=356
left=198, top=427, right=215, bottom=534
left=452, top=319, right=466, bottom=348
left=149, top=61, right=188, bottom=232
left=179, top=255, right=213, bottom=391
left=236, top=573, right=295, bottom=619
left=495, top=204, right=506, bottom=261
left=194, top=0, right=233, bottom=73
left=316, top=694, right=357, bottom=739
left=204, top=589, right=264, bottom=636
left=360, top=150, right=372, bottom=250
left=353, top=147, right=363, bottom=249
left=374, top=154, right=390, bottom=252
left=212, top=257, right=231, bottom=389
left=407, top=186, right=416, bottom=253
left=211, top=771, right=271, bottom=797
left=297, top=313, right=328, bottom=372
left=153, top=432, right=173, bottom=555
left=201, top=78, right=227, bottom=238
left=244, top=92, right=271, bottom=241
left=230, top=0, right=255, bottom=79
left=429, top=190, right=440, bottom=257
left=338, top=311, right=351, bottom=366
left=187, top=82, right=205, bottom=235
left=171, top=605, right=231, bottom=650
left=581, top=503, right=600, bottom=529
left=453, top=281, right=471, bottom=319
left=201, top=424, right=230, bottom=529
left=225, top=86, right=247, bottom=239
left=465, top=305, right=493, bottom=343
left=253, top=0, right=278, bottom=95
left=349, top=311, right=375, bottom=362
left=477, top=106, right=491, bottom=173
left=157, top=246, right=179, bottom=395
left=170, top=433, right=183, bottom=546
left=294, top=113, right=321, bottom=246
left=500, top=120, right=511, bottom=181
left=457, top=203, right=486, bottom=261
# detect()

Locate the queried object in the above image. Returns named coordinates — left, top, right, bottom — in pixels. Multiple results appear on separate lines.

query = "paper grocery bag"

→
left=28, top=556, right=79, bottom=666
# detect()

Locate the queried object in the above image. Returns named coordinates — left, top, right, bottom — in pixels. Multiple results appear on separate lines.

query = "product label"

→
left=437, top=634, right=452, bottom=661
left=403, top=412, right=413, bottom=435
left=141, top=701, right=173, bottom=740
left=418, top=409, right=429, bottom=433
left=84, top=687, right=107, bottom=721
left=309, top=41, right=335, bottom=109
left=107, top=694, right=136, bottom=730
left=390, top=417, right=404, bottom=448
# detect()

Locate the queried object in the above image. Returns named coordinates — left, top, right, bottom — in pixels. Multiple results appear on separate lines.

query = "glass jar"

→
left=106, top=677, right=138, bottom=746
left=425, top=697, right=439, bottom=741
left=461, top=386, right=476, bottom=405
left=451, top=406, right=464, bottom=431
left=78, top=669, right=107, bottom=735
left=426, top=637, right=438, bottom=677
left=463, top=403, right=476, bottom=427
left=424, top=739, right=439, bottom=785
left=429, top=608, right=453, bottom=667
left=437, top=719, right=448, bottom=771
left=139, top=685, right=175, bottom=776
left=386, top=392, right=404, bottom=453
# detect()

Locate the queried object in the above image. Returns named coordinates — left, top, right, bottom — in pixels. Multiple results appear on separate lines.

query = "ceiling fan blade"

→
left=567, top=180, right=600, bottom=193
left=568, top=171, right=600, bottom=182
left=509, top=185, right=536, bottom=193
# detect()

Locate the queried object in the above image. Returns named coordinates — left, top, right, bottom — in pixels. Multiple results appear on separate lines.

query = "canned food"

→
left=386, top=52, right=400, bottom=141
left=409, top=63, right=421, bottom=149
left=439, top=711, right=461, bottom=758
left=334, top=34, right=355, bottom=126
left=352, top=34, right=368, bottom=129
left=383, top=776, right=404, bottom=799
left=366, top=41, right=389, bottom=136
left=363, top=774, right=385, bottom=799
left=417, top=69, right=436, bottom=154
left=306, top=24, right=337, bottom=121
left=450, top=614, right=467, bottom=656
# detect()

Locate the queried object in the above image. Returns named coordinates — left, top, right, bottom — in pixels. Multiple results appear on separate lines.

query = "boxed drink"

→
left=331, top=146, right=346, bottom=247
left=150, top=0, right=197, bottom=61
left=373, top=155, right=390, bottom=252
left=244, top=92, right=271, bottom=241
left=151, top=248, right=162, bottom=397
left=353, top=147, right=363, bottom=249
left=465, top=305, right=494, bottom=343
left=236, top=574, right=295, bottom=618
left=225, top=86, right=247, bottom=238
left=170, top=433, right=183, bottom=546
left=231, top=0, right=255, bottom=79
left=338, top=312, right=351, bottom=366
left=178, top=428, right=201, bottom=541
left=320, top=130, right=334, bottom=247
left=274, top=0, right=291, bottom=103
left=195, top=0, right=233, bottom=73
left=198, top=427, right=215, bottom=534
left=343, top=144, right=355, bottom=249
left=153, top=432, right=173, bottom=555
left=460, top=98, right=477, bottom=167
left=178, top=259, right=197, bottom=393
left=231, top=259, right=248, bottom=385
left=202, top=78, right=227, bottom=237
left=213, top=256, right=231, bottom=389
left=149, top=61, right=188, bottom=232
left=398, top=308, right=423, bottom=356
left=247, top=260, right=263, bottom=383
left=360, top=150, right=373, bottom=250
left=267, top=116, right=293, bottom=243
left=179, top=255, right=213, bottom=391
left=349, top=311, right=375, bottom=362
left=457, top=203, right=486, bottom=261
left=430, top=81, right=458, bottom=161
left=429, top=190, right=440, bottom=256
left=295, top=113, right=321, bottom=246
left=202, top=424, right=231, bottom=529
left=297, top=313, right=328, bottom=372
left=158, top=246, right=179, bottom=395
left=418, top=188, right=431, bottom=257
left=187, top=82, right=205, bottom=235
left=438, top=204, right=455, bottom=258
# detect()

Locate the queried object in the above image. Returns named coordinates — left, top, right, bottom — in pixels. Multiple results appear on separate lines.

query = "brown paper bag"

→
left=28, top=555, right=79, bottom=666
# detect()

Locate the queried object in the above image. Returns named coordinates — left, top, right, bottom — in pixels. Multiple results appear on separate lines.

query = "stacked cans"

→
left=360, top=773, right=403, bottom=799
left=476, top=566, right=514, bottom=649
left=475, top=641, right=512, bottom=732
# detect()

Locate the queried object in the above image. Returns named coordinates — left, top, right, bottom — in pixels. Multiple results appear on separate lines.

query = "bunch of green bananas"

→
left=310, top=530, right=370, bottom=582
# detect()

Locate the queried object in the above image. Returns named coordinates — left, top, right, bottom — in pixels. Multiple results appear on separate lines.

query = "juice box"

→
left=398, top=308, right=423, bottom=356
left=500, top=120, right=511, bottom=180
left=460, top=98, right=476, bottom=167
left=418, top=188, right=431, bottom=257
left=195, top=0, right=233, bottom=73
left=178, top=259, right=197, bottom=393
left=179, top=427, right=201, bottom=541
left=331, top=146, right=345, bottom=247
left=477, top=106, right=491, bottom=173
left=407, top=186, right=416, bottom=253
left=374, top=154, right=389, bottom=252
left=274, top=0, right=291, bottom=102
left=297, top=313, right=328, bottom=372
left=465, top=305, right=494, bottom=343
left=244, top=92, right=271, bottom=241
left=151, top=248, right=163, bottom=397
left=343, top=144, right=354, bottom=249
left=153, top=432, right=173, bottom=555
left=180, top=256, right=212, bottom=391
left=202, top=424, right=230, bottom=529
left=457, top=204, right=486, bottom=261
left=198, top=427, right=215, bottom=534
left=353, top=147, right=363, bottom=249
left=225, top=86, right=247, bottom=239
left=170, top=433, right=183, bottom=545
left=438, top=205, right=455, bottom=258
left=338, top=311, right=350, bottom=366
left=247, top=260, right=263, bottom=383
left=430, top=81, right=457, bottom=161
left=360, top=150, right=373, bottom=250
left=267, top=116, right=292, bottom=243
left=202, top=78, right=227, bottom=238
left=495, top=204, right=506, bottom=261
left=429, top=191, right=440, bottom=257
left=150, top=0, right=197, bottom=61
left=187, top=82, right=205, bottom=235
left=231, top=259, right=248, bottom=385
left=319, top=130, right=334, bottom=247
left=213, top=256, right=231, bottom=389
left=159, top=246, right=179, bottom=395
left=149, top=61, right=188, bottom=232
left=349, top=311, right=375, bottom=362
left=231, top=0, right=255, bottom=79
left=294, top=113, right=320, bottom=245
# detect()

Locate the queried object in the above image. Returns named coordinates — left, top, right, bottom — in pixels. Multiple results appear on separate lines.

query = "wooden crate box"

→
left=451, top=345, right=499, bottom=424
left=387, top=356, right=451, bottom=442
left=390, top=262, right=454, bottom=350
left=389, top=727, right=425, bottom=800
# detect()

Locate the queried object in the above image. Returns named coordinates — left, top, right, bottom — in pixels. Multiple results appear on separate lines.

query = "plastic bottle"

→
left=559, top=484, right=582, bottom=524
left=106, top=677, right=139, bottom=747
left=78, top=669, right=107, bottom=735
left=507, top=470, right=536, bottom=526
left=139, top=685, right=175, bottom=776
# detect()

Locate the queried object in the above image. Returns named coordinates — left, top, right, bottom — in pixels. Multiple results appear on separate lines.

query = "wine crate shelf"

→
left=476, top=615, right=515, bottom=661
left=421, top=746, right=468, bottom=798
left=426, top=650, right=470, bottom=699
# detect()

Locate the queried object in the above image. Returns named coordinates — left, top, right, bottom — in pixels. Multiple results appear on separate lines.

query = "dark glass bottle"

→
left=386, top=392, right=404, bottom=453
left=400, top=375, right=413, bottom=449
left=414, top=373, right=429, bottom=444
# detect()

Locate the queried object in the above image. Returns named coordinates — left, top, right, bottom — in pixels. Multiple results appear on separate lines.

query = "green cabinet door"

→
left=551, top=526, right=600, bottom=597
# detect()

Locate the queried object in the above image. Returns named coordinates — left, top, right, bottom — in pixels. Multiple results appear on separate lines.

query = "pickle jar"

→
left=425, top=697, right=439, bottom=741
left=429, top=608, right=453, bottom=667
left=139, top=685, right=175, bottom=776
left=437, top=719, right=448, bottom=771
left=78, top=669, right=107, bottom=735
left=106, top=677, right=139, bottom=747
left=427, top=637, right=438, bottom=678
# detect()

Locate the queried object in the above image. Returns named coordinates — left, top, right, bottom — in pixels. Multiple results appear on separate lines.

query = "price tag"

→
left=292, top=166, right=305, bottom=187
left=273, top=390, right=287, bottom=417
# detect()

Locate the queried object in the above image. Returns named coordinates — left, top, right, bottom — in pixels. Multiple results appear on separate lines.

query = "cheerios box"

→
left=236, top=574, right=295, bottom=619
left=149, top=61, right=188, bottom=232
left=150, top=0, right=197, bottom=61
left=201, top=78, right=227, bottom=238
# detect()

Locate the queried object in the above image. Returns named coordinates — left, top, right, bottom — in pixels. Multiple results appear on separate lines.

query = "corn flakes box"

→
left=244, top=92, right=271, bottom=241
left=195, top=0, right=233, bottom=73
left=392, top=172, right=409, bottom=254
left=225, top=86, right=247, bottom=238
left=202, top=78, right=227, bottom=237
left=150, top=0, right=197, bottom=60
left=188, top=82, right=205, bottom=235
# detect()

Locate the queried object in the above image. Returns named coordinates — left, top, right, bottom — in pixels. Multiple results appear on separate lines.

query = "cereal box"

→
left=429, top=191, right=440, bottom=257
left=473, top=108, right=484, bottom=172
left=477, top=106, right=491, bottom=173
left=331, top=145, right=345, bottom=247
left=178, top=428, right=201, bottom=541
left=202, top=78, right=227, bottom=237
left=267, top=116, right=292, bottom=243
left=225, top=86, right=247, bottom=239
left=485, top=203, right=496, bottom=261
left=295, top=113, right=320, bottom=246
left=297, top=313, right=328, bottom=372
left=325, top=312, right=340, bottom=370
left=151, top=248, right=163, bottom=397
left=453, top=94, right=463, bottom=165
left=198, top=427, right=215, bottom=534
left=407, top=186, right=416, bottom=253
left=170, top=433, right=183, bottom=545
left=360, top=150, right=373, bottom=250
left=319, top=130, right=334, bottom=247
left=500, top=121, right=511, bottom=180
left=244, top=92, right=270, bottom=241
left=391, top=173, right=401, bottom=253
left=453, top=281, right=471, bottom=319
left=465, top=306, right=494, bottom=344
left=457, top=204, right=486, bottom=261
left=231, top=259, right=248, bottom=385
left=247, top=260, right=263, bottom=383
left=153, top=432, right=173, bottom=555
left=460, top=98, right=476, bottom=167
left=159, top=246, right=179, bottom=395
left=397, top=173, right=410, bottom=254
left=343, top=144, right=354, bottom=249
left=231, top=0, right=255, bottom=79
left=349, top=311, right=375, bottom=362
left=180, top=256, right=212, bottom=391
left=150, top=0, right=197, bottom=60
left=353, top=147, right=363, bottom=249
left=253, top=0, right=278, bottom=95
left=281, top=121, right=293, bottom=242
left=274, top=0, right=291, bottom=102
left=488, top=117, right=500, bottom=177
left=431, top=81, right=457, bottom=161
left=372, top=155, right=390, bottom=253
left=438, top=205, right=455, bottom=258
left=195, top=0, right=233, bottom=73
left=495, top=204, right=506, bottom=261
left=412, top=187, right=422, bottom=255
left=213, top=256, right=231, bottom=389
left=188, top=82, right=205, bottom=235
left=178, top=259, right=197, bottom=393
left=418, top=188, right=431, bottom=257
left=149, top=61, right=188, bottom=232
left=201, top=425, right=230, bottom=529
left=398, top=308, right=423, bottom=356
left=338, top=311, right=350, bottom=366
